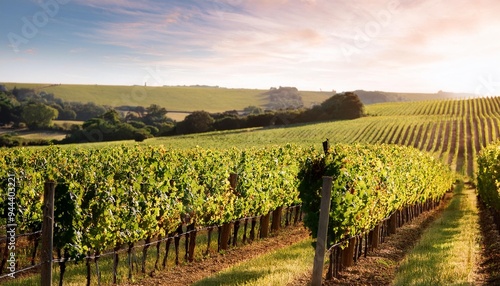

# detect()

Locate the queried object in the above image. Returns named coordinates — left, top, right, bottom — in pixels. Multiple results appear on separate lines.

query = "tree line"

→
left=0, top=84, right=364, bottom=146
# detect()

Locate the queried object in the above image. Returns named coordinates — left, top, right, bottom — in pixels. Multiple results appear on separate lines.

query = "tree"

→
left=143, top=104, right=169, bottom=126
left=177, top=111, right=214, bottom=134
left=101, top=109, right=121, bottom=125
left=21, top=103, right=58, bottom=129
left=72, top=102, right=106, bottom=121
left=213, top=117, right=241, bottom=130
left=63, top=109, right=155, bottom=143
left=320, top=92, right=364, bottom=120
left=266, top=86, right=303, bottom=109
left=0, top=93, right=16, bottom=124
left=58, top=108, right=77, bottom=120
left=336, top=92, right=364, bottom=119
left=243, top=106, right=264, bottom=115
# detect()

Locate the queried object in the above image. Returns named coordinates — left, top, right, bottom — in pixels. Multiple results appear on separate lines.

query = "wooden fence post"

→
left=322, top=139, right=330, bottom=154
left=187, top=223, right=196, bottom=262
left=41, top=181, right=56, bottom=286
left=342, top=237, right=356, bottom=267
left=260, top=212, right=271, bottom=238
left=389, top=211, right=397, bottom=234
left=372, top=224, right=380, bottom=249
left=220, top=174, right=239, bottom=250
left=220, top=223, right=233, bottom=251
left=229, top=173, right=240, bottom=247
left=312, top=176, right=333, bottom=286
left=271, top=206, right=283, bottom=232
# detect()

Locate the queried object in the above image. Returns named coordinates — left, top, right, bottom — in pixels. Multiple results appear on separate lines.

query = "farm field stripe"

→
left=388, top=121, right=406, bottom=145
left=412, top=123, right=425, bottom=149
left=426, top=121, right=438, bottom=152
left=405, top=124, right=418, bottom=147
left=396, top=123, right=411, bottom=146
left=419, top=121, right=432, bottom=150
left=465, top=116, right=473, bottom=176
left=446, top=119, right=458, bottom=169
left=377, top=121, right=396, bottom=144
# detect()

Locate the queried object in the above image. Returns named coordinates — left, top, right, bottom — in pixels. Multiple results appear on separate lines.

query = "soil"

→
left=122, top=226, right=311, bottom=286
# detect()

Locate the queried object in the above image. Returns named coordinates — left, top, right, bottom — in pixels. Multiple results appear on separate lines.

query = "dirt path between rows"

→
left=122, top=226, right=310, bottom=286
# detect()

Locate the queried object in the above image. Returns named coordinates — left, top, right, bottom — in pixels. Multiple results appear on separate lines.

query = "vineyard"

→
left=0, top=141, right=454, bottom=284
left=2, top=96, right=500, bottom=285
left=138, top=96, right=500, bottom=178
left=0, top=144, right=308, bottom=284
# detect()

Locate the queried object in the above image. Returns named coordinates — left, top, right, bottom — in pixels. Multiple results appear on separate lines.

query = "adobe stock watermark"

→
left=475, top=73, right=500, bottom=97
left=340, top=0, right=401, bottom=62
left=7, top=0, right=70, bottom=53
left=6, top=173, right=17, bottom=278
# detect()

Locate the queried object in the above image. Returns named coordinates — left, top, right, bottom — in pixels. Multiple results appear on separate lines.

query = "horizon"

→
left=0, top=81, right=484, bottom=96
left=2, top=1, right=500, bottom=95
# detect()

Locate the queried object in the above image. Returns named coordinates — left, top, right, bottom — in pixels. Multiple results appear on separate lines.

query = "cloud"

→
left=5, top=0, right=500, bottom=92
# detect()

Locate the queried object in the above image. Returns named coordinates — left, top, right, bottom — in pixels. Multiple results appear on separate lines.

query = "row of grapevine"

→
left=0, top=144, right=308, bottom=283
left=298, top=143, right=454, bottom=243
left=476, top=142, right=500, bottom=232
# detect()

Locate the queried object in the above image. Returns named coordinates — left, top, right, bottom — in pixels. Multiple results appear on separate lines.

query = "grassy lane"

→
left=393, top=181, right=482, bottom=285
left=193, top=238, right=314, bottom=286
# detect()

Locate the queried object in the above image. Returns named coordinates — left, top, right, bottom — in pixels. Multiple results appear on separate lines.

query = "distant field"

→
left=16, top=130, right=67, bottom=141
left=3, top=83, right=331, bottom=112
left=6, top=83, right=467, bottom=114
left=53, top=120, right=84, bottom=126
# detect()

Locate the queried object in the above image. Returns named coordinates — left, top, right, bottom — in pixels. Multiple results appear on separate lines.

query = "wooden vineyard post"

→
left=232, top=220, right=240, bottom=247
left=220, top=223, right=233, bottom=250
left=341, top=237, right=356, bottom=267
left=187, top=223, right=196, bottom=262
left=229, top=174, right=240, bottom=247
left=41, top=181, right=56, bottom=286
left=271, top=206, right=283, bottom=232
left=311, top=176, right=332, bottom=286
left=322, top=139, right=330, bottom=154
left=174, top=225, right=182, bottom=265
left=294, top=205, right=301, bottom=225
left=372, top=224, right=380, bottom=249
left=250, top=217, right=257, bottom=241
left=220, top=174, right=238, bottom=250
left=389, top=211, right=397, bottom=234
left=260, top=212, right=271, bottom=238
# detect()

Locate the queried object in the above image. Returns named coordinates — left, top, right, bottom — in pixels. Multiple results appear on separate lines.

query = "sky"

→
left=1, top=0, right=500, bottom=94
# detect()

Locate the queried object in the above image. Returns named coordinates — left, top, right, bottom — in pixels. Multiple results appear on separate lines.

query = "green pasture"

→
left=2, top=83, right=330, bottom=111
